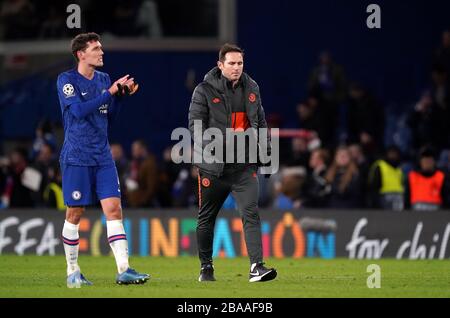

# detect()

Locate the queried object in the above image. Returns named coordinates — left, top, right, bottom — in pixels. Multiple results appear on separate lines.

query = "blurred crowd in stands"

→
left=1, top=25, right=450, bottom=211
left=0, top=0, right=217, bottom=40
left=268, top=30, right=450, bottom=211
left=273, top=29, right=450, bottom=211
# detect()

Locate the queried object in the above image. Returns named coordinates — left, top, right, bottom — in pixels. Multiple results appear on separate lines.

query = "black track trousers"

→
left=196, top=165, right=262, bottom=265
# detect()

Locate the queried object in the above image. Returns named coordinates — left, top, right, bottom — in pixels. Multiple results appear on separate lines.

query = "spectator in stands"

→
left=1, top=147, right=34, bottom=207
left=172, top=165, right=199, bottom=208
left=310, top=95, right=336, bottom=146
left=0, top=0, right=37, bottom=40
left=257, top=170, right=275, bottom=209
left=430, top=65, right=450, bottom=150
left=110, top=143, right=128, bottom=206
left=296, top=99, right=321, bottom=135
left=348, top=143, right=370, bottom=205
left=405, top=146, right=449, bottom=211
left=284, top=136, right=311, bottom=167
left=157, top=145, right=185, bottom=207
left=433, top=30, right=450, bottom=75
left=347, top=82, right=384, bottom=161
left=126, top=139, right=159, bottom=207
left=43, top=165, right=64, bottom=211
left=303, top=148, right=331, bottom=208
left=136, top=0, right=163, bottom=38
left=432, top=64, right=450, bottom=109
left=307, top=51, right=347, bottom=107
left=367, top=145, right=405, bottom=210
left=407, top=71, right=450, bottom=157
left=161, top=146, right=186, bottom=193
left=30, top=119, right=57, bottom=162
left=307, top=52, right=347, bottom=146
left=38, top=5, right=66, bottom=39
left=296, top=96, right=333, bottom=146
left=348, top=143, right=370, bottom=180
left=406, top=90, right=441, bottom=154
left=325, top=145, right=362, bottom=209
left=0, top=119, right=3, bottom=156
left=437, top=149, right=450, bottom=173
left=0, top=157, right=6, bottom=208
left=31, top=141, right=58, bottom=206
left=110, top=0, right=142, bottom=37
left=437, top=149, right=450, bottom=205
left=273, top=167, right=306, bottom=209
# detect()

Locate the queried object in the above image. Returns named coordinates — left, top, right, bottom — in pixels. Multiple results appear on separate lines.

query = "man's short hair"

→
left=219, top=43, right=244, bottom=62
left=71, top=32, right=101, bottom=62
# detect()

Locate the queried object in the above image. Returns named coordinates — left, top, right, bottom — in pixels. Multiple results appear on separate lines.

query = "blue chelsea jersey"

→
left=57, top=69, right=118, bottom=166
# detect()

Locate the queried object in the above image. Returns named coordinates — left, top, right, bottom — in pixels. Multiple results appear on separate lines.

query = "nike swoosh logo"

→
left=82, top=92, right=88, bottom=96
left=250, top=270, right=260, bottom=276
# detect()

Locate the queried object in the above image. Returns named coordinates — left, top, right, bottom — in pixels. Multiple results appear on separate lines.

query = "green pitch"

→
left=0, top=255, right=449, bottom=298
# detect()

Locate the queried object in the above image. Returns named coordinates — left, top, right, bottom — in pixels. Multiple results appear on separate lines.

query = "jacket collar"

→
left=203, top=67, right=255, bottom=93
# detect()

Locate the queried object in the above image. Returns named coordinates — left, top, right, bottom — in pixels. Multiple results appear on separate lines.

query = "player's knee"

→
left=103, top=201, right=122, bottom=219
left=197, top=221, right=210, bottom=231
left=242, top=207, right=259, bottom=221
left=66, top=206, right=85, bottom=224
left=241, top=202, right=257, bottom=214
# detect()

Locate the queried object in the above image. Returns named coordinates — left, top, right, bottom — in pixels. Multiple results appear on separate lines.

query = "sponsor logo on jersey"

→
left=99, top=104, right=109, bottom=114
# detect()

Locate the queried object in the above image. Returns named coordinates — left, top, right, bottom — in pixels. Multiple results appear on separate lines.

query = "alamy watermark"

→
left=66, top=4, right=81, bottom=29
left=366, top=4, right=381, bottom=29
left=170, top=121, right=279, bottom=174
left=366, top=264, right=381, bottom=288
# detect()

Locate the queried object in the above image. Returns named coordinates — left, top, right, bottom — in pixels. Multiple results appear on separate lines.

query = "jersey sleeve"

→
left=57, top=72, right=112, bottom=120
left=57, top=73, right=82, bottom=112
left=105, top=73, right=122, bottom=123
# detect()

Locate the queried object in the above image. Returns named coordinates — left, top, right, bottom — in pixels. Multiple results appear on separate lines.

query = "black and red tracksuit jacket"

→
left=188, top=67, right=271, bottom=177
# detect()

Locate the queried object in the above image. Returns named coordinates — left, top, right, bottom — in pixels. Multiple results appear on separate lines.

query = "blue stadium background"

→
left=1, top=0, right=449, bottom=157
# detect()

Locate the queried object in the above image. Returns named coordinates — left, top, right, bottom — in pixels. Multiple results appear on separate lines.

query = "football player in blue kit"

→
left=56, top=32, right=148, bottom=288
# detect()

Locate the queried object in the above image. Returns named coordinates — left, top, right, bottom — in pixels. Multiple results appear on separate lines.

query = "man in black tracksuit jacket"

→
left=188, top=43, right=277, bottom=282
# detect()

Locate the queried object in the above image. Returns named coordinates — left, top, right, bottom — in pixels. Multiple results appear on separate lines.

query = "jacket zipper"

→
left=222, top=93, right=231, bottom=129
